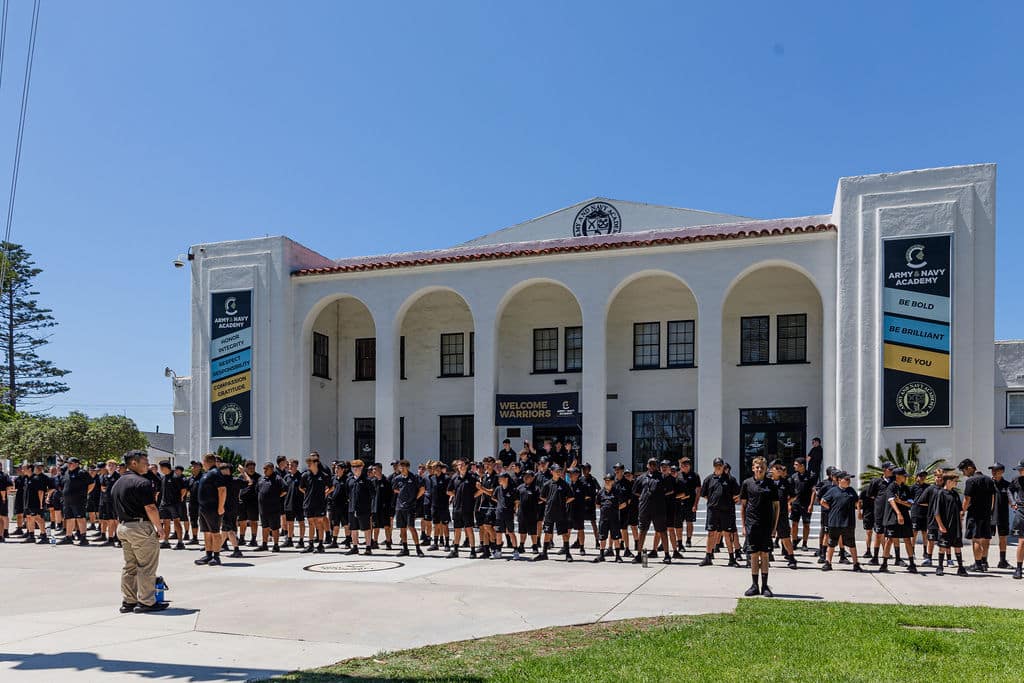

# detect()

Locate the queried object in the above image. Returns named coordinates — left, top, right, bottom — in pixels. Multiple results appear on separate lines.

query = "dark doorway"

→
left=439, top=415, right=474, bottom=465
left=533, top=427, right=581, bottom=462
left=354, top=418, right=376, bottom=464
left=739, top=407, right=806, bottom=480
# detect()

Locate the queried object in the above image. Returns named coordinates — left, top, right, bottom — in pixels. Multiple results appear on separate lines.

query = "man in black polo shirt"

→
left=184, top=461, right=203, bottom=544
left=989, top=463, right=1011, bottom=569
left=476, top=457, right=499, bottom=559
left=789, top=457, right=814, bottom=550
left=428, top=461, right=451, bottom=551
left=299, top=452, right=331, bottom=554
left=739, top=456, right=779, bottom=597
left=282, top=459, right=305, bottom=549
left=328, top=461, right=350, bottom=549
left=580, top=463, right=600, bottom=549
left=219, top=463, right=245, bottom=558
left=959, top=458, right=996, bottom=572
left=919, top=467, right=946, bottom=567
left=865, top=462, right=894, bottom=564
left=237, top=460, right=260, bottom=547
left=446, top=459, right=480, bottom=558
left=806, top=437, right=824, bottom=482
left=567, top=467, right=589, bottom=556
left=86, top=465, right=102, bottom=532
left=497, top=439, right=517, bottom=468
left=252, top=461, right=285, bottom=551
left=534, top=464, right=574, bottom=562
left=594, top=473, right=626, bottom=563
left=111, top=450, right=167, bottom=613
left=632, top=459, right=671, bottom=565
left=880, top=467, right=916, bottom=574
left=346, top=459, right=374, bottom=555
left=934, top=472, right=968, bottom=576
left=515, top=470, right=540, bottom=555
left=194, top=453, right=227, bottom=566
left=98, top=460, right=121, bottom=546
left=769, top=461, right=798, bottom=569
left=57, top=457, right=93, bottom=546
left=25, top=463, right=49, bottom=544
left=819, top=471, right=863, bottom=572
left=676, top=457, right=701, bottom=549
left=392, top=459, right=425, bottom=557
left=700, top=457, right=739, bottom=567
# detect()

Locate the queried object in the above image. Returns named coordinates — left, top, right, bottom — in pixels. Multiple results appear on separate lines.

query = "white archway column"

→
left=373, top=309, right=400, bottom=463
left=695, top=291, right=724, bottom=473
left=581, top=302, right=608, bottom=474
left=473, top=311, right=498, bottom=460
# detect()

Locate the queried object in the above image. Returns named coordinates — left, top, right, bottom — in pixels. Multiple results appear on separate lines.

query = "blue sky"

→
left=2, top=2, right=1021, bottom=431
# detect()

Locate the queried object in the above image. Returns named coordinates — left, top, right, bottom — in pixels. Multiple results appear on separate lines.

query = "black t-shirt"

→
left=329, top=474, right=348, bottom=506
left=815, top=480, right=835, bottom=509
left=822, top=486, right=859, bottom=528
left=702, top=474, right=736, bottom=511
left=881, top=482, right=911, bottom=527
left=517, top=455, right=535, bottom=472
left=62, top=468, right=91, bottom=501
left=100, top=471, right=120, bottom=504
left=26, top=473, right=50, bottom=508
left=597, top=488, right=623, bottom=518
left=494, top=483, right=516, bottom=517
left=429, top=474, right=449, bottom=511
left=371, top=477, right=391, bottom=514
left=540, top=477, right=571, bottom=518
left=478, top=472, right=499, bottom=510
left=223, top=477, right=243, bottom=513
left=789, top=471, right=814, bottom=505
left=497, top=448, right=517, bottom=468
left=448, top=472, right=479, bottom=513
left=257, top=473, right=285, bottom=510
left=871, top=477, right=893, bottom=521
left=633, top=471, right=666, bottom=515
left=909, top=482, right=929, bottom=519
left=1009, top=477, right=1024, bottom=509
left=964, top=473, right=996, bottom=518
left=935, top=488, right=963, bottom=531
left=87, top=474, right=102, bottom=504
left=197, top=468, right=227, bottom=512
left=994, top=478, right=1010, bottom=509
left=240, top=472, right=260, bottom=502
left=347, top=473, right=373, bottom=514
left=392, top=473, right=422, bottom=513
left=740, top=477, right=777, bottom=528
left=300, top=468, right=331, bottom=510
left=568, top=478, right=588, bottom=516
left=770, top=476, right=792, bottom=508
left=159, top=473, right=186, bottom=510
left=284, top=471, right=303, bottom=510
left=516, top=482, right=539, bottom=517
left=111, top=471, right=157, bottom=521
left=676, top=471, right=700, bottom=501
left=185, top=473, right=202, bottom=508
left=806, top=445, right=823, bottom=475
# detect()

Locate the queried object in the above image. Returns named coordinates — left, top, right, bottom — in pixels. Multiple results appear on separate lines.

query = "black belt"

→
left=119, top=517, right=146, bottom=523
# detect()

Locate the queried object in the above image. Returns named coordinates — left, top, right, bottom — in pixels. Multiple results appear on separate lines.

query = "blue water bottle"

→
left=155, top=576, right=168, bottom=603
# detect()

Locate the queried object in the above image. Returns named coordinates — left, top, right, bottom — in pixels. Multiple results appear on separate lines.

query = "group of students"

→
left=3, top=444, right=1024, bottom=592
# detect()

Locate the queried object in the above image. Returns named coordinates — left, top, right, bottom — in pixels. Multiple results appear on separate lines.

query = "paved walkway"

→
left=1, top=532, right=1022, bottom=682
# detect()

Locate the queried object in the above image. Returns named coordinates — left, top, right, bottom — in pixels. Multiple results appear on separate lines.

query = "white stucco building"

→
left=174, top=163, right=1007, bottom=478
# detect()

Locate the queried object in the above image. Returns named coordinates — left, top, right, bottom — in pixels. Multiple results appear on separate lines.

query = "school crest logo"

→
left=895, top=381, right=936, bottom=419
left=904, top=244, right=927, bottom=269
left=573, top=202, right=622, bottom=237
left=218, top=402, right=244, bottom=431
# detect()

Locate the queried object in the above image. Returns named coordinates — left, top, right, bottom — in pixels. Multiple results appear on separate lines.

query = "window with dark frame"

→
left=666, top=320, right=695, bottom=367
left=439, top=415, right=474, bottom=464
left=777, top=314, right=807, bottom=363
left=312, top=332, right=330, bottom=379
left=469, top=331, right=475, bottom=376
left=354, top=417, right=375, bottom=462
left=355, top=338, right=376, bottom=380
left=1008, top=392, right=1024, bottom=428
left=400, top=336, right=406, bottom=380
left=564, top=326, right=583, bottom=372
left=440, top=332, right=465, bottom=377
left=533, top=328, right=558, bottom=372
left=633, top=322, right=660, bottom=369
left=740, top=316, right=770, bottom=364
left=631, top=410, right=695, bottom=471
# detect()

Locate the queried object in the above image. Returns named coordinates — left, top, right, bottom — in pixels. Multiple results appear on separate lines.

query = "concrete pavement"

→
left=1, top=531, right=1022, bottom=682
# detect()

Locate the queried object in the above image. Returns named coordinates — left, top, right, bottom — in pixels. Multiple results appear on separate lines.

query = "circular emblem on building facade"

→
left=904, top=244, right=927, bottom=269
left=218, top=402, right=243, bottom=431
left=303, top=560, right=404, bottom=574
left=573, top=202, right=622, bottom=237
left=896, top=381, right=936, bottom=418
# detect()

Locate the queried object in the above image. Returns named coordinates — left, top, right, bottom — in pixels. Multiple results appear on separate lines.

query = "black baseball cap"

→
left=659, top=459, right=672, bottom=466
left=988, top=463, right=1005, bottom=471
left=957, top=459, right=976, bottom=471
left=1015, top=460, right=1024, bottom=470
left=498, top=472, right=510, bottom=479
left=550, top=464, right=562, bottom=472
left=712, top=457, right=725, bottom=466
left=539, top=456, right=549, bottom=463
left=881, top=462, right=895, bottom=471
left=567, top=467, right=580, bottom=474
left=613, top=462, right=625, bottom=470
left=524, top=470, right=536, bottom=477
left=67, top=457, right=80, bottom=464
left=502, top=438, right=511, bottom=444
left=603, top=473, right=614, bottom=481
left=647, top=458, right=658, bottom=466
left=915, top=470, right=928, bottom=477
left=892, top=467, right=907, bottom=476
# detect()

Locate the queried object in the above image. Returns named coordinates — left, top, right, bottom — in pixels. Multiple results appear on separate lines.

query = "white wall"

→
left=995, top=341, right=1024, bottom=463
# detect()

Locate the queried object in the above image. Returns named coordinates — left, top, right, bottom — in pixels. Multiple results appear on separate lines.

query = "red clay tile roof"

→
left=293, top=215, right=836, bottom=277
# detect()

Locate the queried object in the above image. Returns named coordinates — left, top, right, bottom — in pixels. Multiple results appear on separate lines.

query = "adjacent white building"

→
left=174, top=163, right=1006, bottom=478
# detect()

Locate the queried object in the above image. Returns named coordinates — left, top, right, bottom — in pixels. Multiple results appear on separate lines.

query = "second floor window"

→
left=355, top=337, right=375, bottom=380
left=777, top=314, right=807, bottom=363
left=312, top=332, right=330, bottom=379
left=564, top=326, right=583, bottom=372
left=440, top=332, right=465, bottom=377
left=533, top=328, right=558, bottom=372
left=740, top=316, right=769, bottom=364
left=633, top=322, right=660, bottom=369
left=667, top=320, right=695, bottom=367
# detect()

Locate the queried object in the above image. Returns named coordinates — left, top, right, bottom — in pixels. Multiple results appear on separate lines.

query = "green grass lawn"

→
left=271, top=599, right=1023, bottom=682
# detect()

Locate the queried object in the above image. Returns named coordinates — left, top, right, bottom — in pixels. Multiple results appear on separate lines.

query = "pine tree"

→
left=0, top=242, right=70, bottom=410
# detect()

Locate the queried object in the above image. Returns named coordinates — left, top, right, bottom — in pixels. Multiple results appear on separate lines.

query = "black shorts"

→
left=789, top=503, right=812, bottom=523
left=99, top=502, right=115, bottom=521
left=221, top=512, right=239, bottom=531
left=394, top=510, right=415, bottom=529
left=285, top=510, right=305, bottom=522
left=964, top=516, right=992, bottom=540
left=1012, top=511, right=1024, bottom=536
left=198, top=510, right=221, bottom=533
left=626, top=505, right=639, bottom=527
left=239, top=500, right=259, bottom=522
left=25, top=507, right=42, bottom=517
left=543, top=517, right=569, bottom=535
left=452, top=509, right=474, bottom=529
left=478, top=508, right=497, bottom=526
left=927, top=526, right=941, bottom=542
left=599, top=517, right=622, bottom=541
left=828, top=526, right=855, bottom=548
left=884, top=523, right=912, bottom=539
left=569, top=513, right=585, bottom=531
left=775, top=515, right=791, bottom=540
left=304, top=505, right=327, bottom=519
left=584, top=505, right=597, bottom=521
left=329, top=506, right=348, bottom=527
left=188, top=506, right=199, bottom=525
left=677, top=505, right=696, bottom=525
left=638, top=512, right=667, bottom=534
left=938, top=530, right=964, bottom=549
left=49, top=493, right=62, bottom=510
left=707, top=508, right=736, bottom=533
left=495, top=513, right=515, bottom=534
left=351, top=512, right=371, bottom=532
left=911, top=515, right=929, bottom=532
left=872, top=519, right=885, bottom=535
left=372, top=512, right=392, bottom=527
left=86, top=498, right=99, bottom=513
left=431, top=507, right=451, bottom=524
left=260, top=511, right=282, bottom=530
left=158, top=506, right=180, bottom=520
left=746, top=524, right=773, bottom=553
left=64, top=499, right=86, bottom=520
left=518, top=514, right=538, bottom=534
left=994, top=512, right=1009, bottom=538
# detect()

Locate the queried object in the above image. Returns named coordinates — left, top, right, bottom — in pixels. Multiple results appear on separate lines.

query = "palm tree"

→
left=859, top=443, right=945, bottom=490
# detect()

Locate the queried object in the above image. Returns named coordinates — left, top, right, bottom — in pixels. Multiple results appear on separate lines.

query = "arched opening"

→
left=496, top=280, right=583, bottom=458
left=307, top=296, right=376, bottom=461
left=606, top=273, right=699, bottom=471
left=721, top=264, right=823, bottom=479
left=396, top=288, right=475, bottom=465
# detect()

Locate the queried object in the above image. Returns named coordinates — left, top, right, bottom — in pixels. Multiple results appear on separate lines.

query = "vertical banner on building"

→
left=211, top=291, right=252, bottom=437
left=881, top=235, right=952, bottom=427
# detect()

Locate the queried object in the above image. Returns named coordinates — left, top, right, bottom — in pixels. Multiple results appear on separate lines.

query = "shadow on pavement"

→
left=0, top=651, right=280, bottom=681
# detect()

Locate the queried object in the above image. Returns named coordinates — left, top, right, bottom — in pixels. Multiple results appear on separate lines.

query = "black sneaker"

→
left=743, top=585, right=760, bottom=597
left=229, top=549, right=243, bottom=558
left=787, top=559, right=797, bottom=570
left=760, top=586, right=774, bottom=598
left=907, top=563, right=918, bottom=574
left=445, top=548, right=458, bottom=559
left=868, top=557, right=879, bottom=566
left=248, top=539, right=258, bottom=548
left=258, top=543, right=269, bottom=552
left=345, top=547, right=360, bottom=556
left=271, top=545, right=280, bottom=553
left=194, top=555, right=212, bottom=565
left=301, top=544, right=314, bottom=554
left=78, top=539, right=90, bottom=547
left=622, top=549, right=633, bottom=558
left=565, top=552, right=574, bottom=563
left=396, top=548, right=410, bottom=557
left=631, top=554, right=643, bottom=564
left=1013, top=567, right=1022, bottom=580
left=209, top=555, right=221, bottom=566
left=316, top=544, right=325, bottom=554
left=936, top=563, right=945, bottom=576
left=997, top=560, right=1011, bottom=570
left=821, top=561, right=832, bottom=571
left=281, top=537, right=293, bottom=548
left=363, top=547, right=373, bottom=556
left=174, top=541, right=186, bottom=550
left=119, top=602, right=138, bottom=613
left=415, top=546, right=425, bottom=557
left=533, top=552, right=548, bottom=562
left=852, top=563, right=864, bottom=572
left=699, top=557, right=713, bottom=567
left=133, top=602, right=170, bottom=613
left=957, top=567, right=969, bottom=577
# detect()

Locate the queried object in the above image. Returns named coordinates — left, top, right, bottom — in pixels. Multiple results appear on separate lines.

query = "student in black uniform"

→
left=769, top=461, right=798, bottom=569
left=1010, top=460, right=1024, bottom=579
left=345, top=459, right=374, bottom=555
left=516, top=470, right=540, bottom=554
left=811, top=468, right=839, bottom=564
left=282, top=459, right=305, bottom=549
left=865, top=463, right=894, bottom=563
left=920, top=467, right=947, bottom=567
left=369, top=463, right=393, bottom=551
left=12, top=463, right=27, bottom=537
left=299, top=452, right=332, bottom=554
left=989, top=463, right=1011, bottom=569
left=493, top=472, right=517, bottom=559
left=252, top=461, right=285, bottom=551
left=57, top=458, right=93, bottom=546
left=219, top=463, right=245, bottom=558
left=24, top=463, right=49, bottom=544
left=700, top=458, right=739, bottom=567
left=610, top=464, right=635, bottom=557
left=908, top=470, right=931, bottom=557
left=86, top=465, right=102, bottom=532
left=580, top=463, right=600, bottom=549
left=534, top=464, right=574, bottom=562
left=0, top=464, right=9, bottom=541
left=194, top=453, right=227, bottom=566
left=47, top=465, right=63, bottom=533
left=740, top=457, right=779, bottom=596
left=819, top=471, right=863, bottom=572
left=237, top=461, right=260, bottom=546
left=476, top=457, right=499, bottom=558
left=789, top=457, right=814, bottom=550
left=98, top=460, right=121, bottom=546
left=157, top=461, right=186, bottom=550
left=593, top=473, right=626, bottom=563
left=632, top=459, right=671, bottom=565
left=934, top=472, right=969, bottom=576
left=567, top=467, right=589, bottom=556
left=879, top=468, right=916, bottom=573
left=392, top=459, right=425, bottom=557
left=517, top=446, right=536, bottom=473
left=676, top=457, right=701, bottom=548
left=184, top=461, right=203, bottom=544
left=959, top=458, right=996, bottom=572
left=428, top=462, right=451, bottom=551
left=328, top=461, right=350, bottom=548
left=447, top=459, right=481, bottom=558
left=497, top=439, right=517, bottom=468
left=275, top=455, right=290, bottom=532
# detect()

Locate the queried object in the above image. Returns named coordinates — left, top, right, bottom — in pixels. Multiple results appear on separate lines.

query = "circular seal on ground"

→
left=217, top=402, right=243, bottom=432
left=303, top=560, right=404, bottom=574
left=573, top=201, right=622, bottom=237
left=896, top=381, right=936, bottom=418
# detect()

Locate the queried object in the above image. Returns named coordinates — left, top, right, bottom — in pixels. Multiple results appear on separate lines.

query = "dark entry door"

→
left=739, top=408, right=806, bottom=479
left=533, top=427, right=581, bottom=459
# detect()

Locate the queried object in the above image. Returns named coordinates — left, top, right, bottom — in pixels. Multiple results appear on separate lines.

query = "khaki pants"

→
left=117, top=521, right=160, bottom=606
